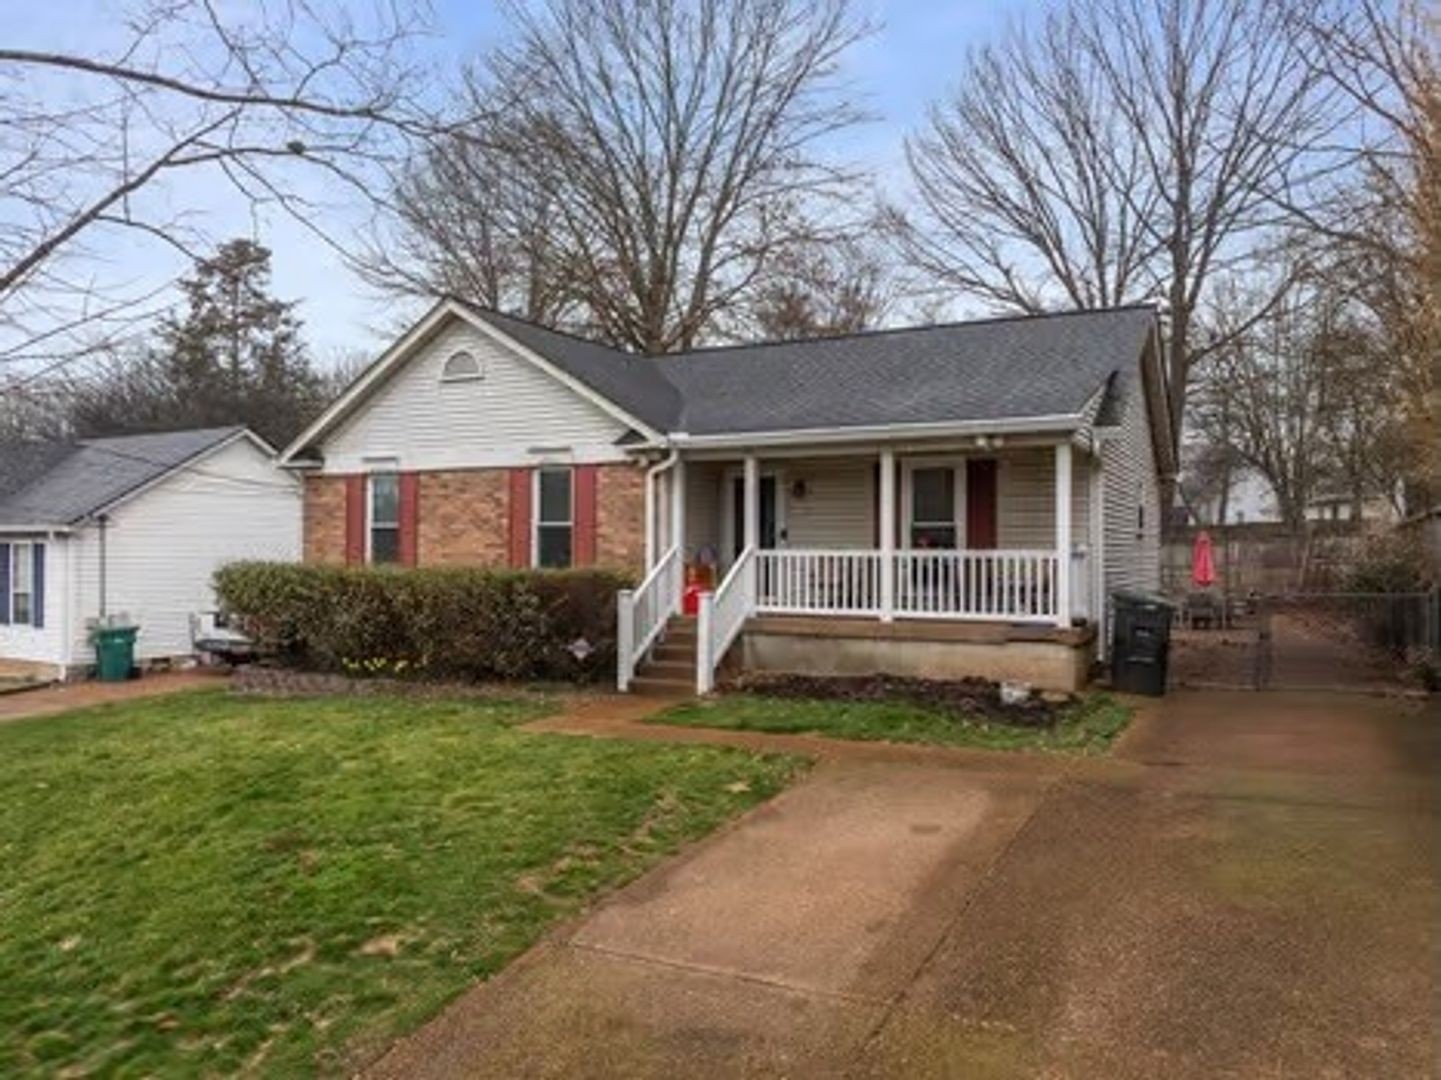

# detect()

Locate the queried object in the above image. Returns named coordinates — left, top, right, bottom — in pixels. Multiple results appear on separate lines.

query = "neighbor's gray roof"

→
left=468, top=304, right=1157, bottom=437
left=0, top=426, right=245, bottom=528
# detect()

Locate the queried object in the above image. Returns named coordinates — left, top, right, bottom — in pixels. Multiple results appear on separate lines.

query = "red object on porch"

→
left=683, top=584, right=708, bottom=616
left=1192, top=530, right=1217, bottom=587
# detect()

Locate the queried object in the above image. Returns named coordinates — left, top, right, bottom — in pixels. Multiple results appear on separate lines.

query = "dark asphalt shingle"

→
left=467, top=304, right=1156, bottom=437
left=0, top=426, right=245, bottom=528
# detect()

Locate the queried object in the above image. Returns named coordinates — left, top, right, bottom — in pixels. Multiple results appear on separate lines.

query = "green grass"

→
left=653, top=691, right=1133, bottom=754
left=0, top=690, right=802, bottom=1077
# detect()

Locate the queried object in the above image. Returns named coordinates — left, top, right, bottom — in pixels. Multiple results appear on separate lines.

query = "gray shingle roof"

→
left=460, top=303, right=684, bottom=432
left=0, top=426, right=245, bottom=528
left=467, top=304, right=1156, bottom=438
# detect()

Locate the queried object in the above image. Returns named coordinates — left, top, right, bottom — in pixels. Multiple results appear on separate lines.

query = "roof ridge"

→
left=651, top=303, right=1160, bottom=361
left=452, top=293, right=1156, bottom=360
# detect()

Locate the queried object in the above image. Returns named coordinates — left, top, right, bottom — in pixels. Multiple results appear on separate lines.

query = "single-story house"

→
left=0, top=426, right=302, bottom=681
left=281, top=298, right=1175, bottom=693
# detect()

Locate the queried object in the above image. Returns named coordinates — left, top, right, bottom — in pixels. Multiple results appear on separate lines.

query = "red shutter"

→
left=508, top=467, right=534, bottom=568
left=573, top=465, right=598, bottom=566
left=398, top=473, right=420, bottom=566
left=966, top=459, right=999, bottom=549
left=344, top=475, right=366, bottom=565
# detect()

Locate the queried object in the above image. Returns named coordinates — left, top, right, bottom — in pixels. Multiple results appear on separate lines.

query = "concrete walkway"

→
left=370, top=689, right=1437, bottom=1079
left=0, top=670, right=224, bottom=724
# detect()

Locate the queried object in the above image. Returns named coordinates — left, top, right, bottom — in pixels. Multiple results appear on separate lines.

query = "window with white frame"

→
left=441, top=350, right=483, bottom=382
left=369, top=473, right=400, bottom=563
left=535, top=467, right=573, bottom=569
left=910, top=467, right=957, bottom=548
left=10, top=541, right=33, bottom=624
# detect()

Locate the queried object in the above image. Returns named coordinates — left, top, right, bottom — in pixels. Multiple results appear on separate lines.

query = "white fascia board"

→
left=669, top=413, right=1083, bottom=451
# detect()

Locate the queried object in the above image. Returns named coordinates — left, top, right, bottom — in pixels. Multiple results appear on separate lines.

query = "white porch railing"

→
left=696, top=545, right=756, bottom=694
left=893, top=550, right=1060, bottom=622
left=616, top=544, right=683, bottom=691
left=747, top=548, right=1066, bottom=624
left=756, top=549, right=883, bottom=616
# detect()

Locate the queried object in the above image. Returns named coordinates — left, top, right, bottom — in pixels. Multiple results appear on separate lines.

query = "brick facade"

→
left=303, top=475, right=348, bottom=565
left=595, top=463, right=646, bottom=571
left=417, top=469, right=511, bottom=567
left=301, top=463, right=646, bottom=574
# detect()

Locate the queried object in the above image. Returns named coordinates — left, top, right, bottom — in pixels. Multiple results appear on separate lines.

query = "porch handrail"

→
left=894, top=549, right=1060, bottom=622
left=616, top=544, right=683, bottom=691
left=697, top=545, right=756, bottom=694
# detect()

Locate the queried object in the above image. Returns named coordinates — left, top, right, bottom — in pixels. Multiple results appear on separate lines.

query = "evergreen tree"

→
left=71, top=240, right=328, bottom=447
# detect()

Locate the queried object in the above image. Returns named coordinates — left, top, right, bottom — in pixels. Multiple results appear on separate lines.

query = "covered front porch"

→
left=619, top=436, right=1105, bottom=694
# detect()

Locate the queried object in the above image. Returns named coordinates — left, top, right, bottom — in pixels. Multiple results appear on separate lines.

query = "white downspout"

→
left=644, top=449, right=679, bottom=570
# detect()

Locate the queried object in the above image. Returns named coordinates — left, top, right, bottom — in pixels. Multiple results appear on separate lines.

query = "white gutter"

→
left=669, top=412, right=1084, bottom=450
left=643, top=449, right=680, bottom=568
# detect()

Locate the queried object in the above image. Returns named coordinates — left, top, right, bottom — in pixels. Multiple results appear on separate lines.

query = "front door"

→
left=730, top=475, right=780, bottom=559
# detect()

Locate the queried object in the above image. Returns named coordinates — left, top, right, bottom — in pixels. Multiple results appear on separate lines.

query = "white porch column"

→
left=1088, top=450, right=1106, bottom=656
left=1054, top=442, right=1073, bottom=627
left=743, top=453, right=760, bottom=551
left=643, top=467, right=656, bottom=570
left=879, top=447, right=895, bottom=622
left=670, top=457, right=687, bottom=613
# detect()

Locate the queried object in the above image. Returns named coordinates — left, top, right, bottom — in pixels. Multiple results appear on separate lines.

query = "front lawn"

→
left=654, top=690, right=1133, bottom=754
left=0, top=690, right=801, bottom=1076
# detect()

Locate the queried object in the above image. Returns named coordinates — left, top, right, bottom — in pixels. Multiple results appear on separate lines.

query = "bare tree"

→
left=895, top=0, right=1342, bottom=448
left=0, top=0, right=442, bottom=375
left=742, top=237, right=897, bottom=341
left=1292, top=0, right=1439, bottom=510
left=368, top=0, right=871, bottom=353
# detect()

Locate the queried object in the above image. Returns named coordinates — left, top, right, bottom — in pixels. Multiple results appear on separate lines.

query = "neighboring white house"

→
left=0, top=426, right=301, bottom=681
left=282, top=299, right=1174, bottom=693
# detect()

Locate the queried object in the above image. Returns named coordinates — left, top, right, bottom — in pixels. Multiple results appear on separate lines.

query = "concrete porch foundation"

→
left=738, top=616, right=1096, bottom=692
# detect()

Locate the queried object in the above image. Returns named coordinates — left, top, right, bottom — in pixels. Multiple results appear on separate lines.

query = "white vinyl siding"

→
left=784, top=458, right=875, bottom=548
left=994, top=450, right=1091, bottom=549
left=322, top=322, right=631, bottom=473
left=69, top=437, right=302, bottom=667
left=683, top=461, right=724, bottom=559
left=1101, top=377, right=1163, bottom=596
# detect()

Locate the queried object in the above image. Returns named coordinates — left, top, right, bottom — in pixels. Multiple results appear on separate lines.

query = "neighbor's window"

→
left=369, top=472, right=400, bottom=563
left=10, top=541, right=32, bottom=624
left=910, top=467, right=957, bottom=548
left=535, top=467, right=573, bottom=569
left=441, top=350, right=483, bottom=382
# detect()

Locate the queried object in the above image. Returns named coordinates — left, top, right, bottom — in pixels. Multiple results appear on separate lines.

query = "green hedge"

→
left=213, top=562, right=632, bottom=683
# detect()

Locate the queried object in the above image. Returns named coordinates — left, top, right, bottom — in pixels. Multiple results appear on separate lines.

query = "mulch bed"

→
left=727, top=672, right=1075, bottom=728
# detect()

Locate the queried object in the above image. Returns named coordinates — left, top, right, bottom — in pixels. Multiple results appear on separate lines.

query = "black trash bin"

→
left=1110, top=590, right=1174, bottom=696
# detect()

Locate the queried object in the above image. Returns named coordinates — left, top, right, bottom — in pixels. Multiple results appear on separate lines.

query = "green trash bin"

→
left=93, top=626, right=139, bottom=682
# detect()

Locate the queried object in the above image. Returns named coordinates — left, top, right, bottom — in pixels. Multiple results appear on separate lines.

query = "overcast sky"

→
left=9, top=0, right=1043, bottom=368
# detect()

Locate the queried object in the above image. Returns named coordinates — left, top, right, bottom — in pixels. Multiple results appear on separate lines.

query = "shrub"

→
left=214, top=562, right=633, bottom=683
left=1343, top=532, right=1435, bottom=593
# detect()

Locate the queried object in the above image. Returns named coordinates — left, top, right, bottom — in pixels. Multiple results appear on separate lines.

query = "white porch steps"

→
left=629, top=615, right=697, bottom=696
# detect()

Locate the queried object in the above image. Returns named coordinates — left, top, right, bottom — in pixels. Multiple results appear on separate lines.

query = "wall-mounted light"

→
left=791, top=479, right=808, bottom=500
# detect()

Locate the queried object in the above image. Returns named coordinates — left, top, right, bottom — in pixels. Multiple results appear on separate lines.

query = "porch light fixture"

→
left=791, top=479, right=808, bottom=500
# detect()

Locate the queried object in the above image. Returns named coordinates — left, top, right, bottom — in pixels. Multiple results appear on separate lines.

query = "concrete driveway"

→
left=369, top=690, right=1437, bottom=1079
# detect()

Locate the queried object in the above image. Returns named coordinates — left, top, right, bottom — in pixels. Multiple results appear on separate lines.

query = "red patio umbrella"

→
left=1192, top=530, right=1217, bottom=588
